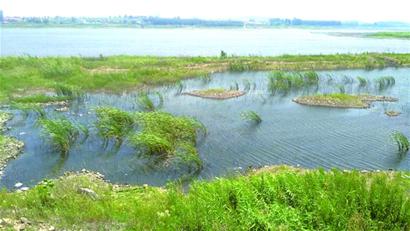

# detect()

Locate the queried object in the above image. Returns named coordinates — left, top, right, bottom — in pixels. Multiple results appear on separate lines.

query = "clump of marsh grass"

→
left=95, top=107, right=135, bottom=146
left=375, top=76, right=395, bottom=90
left=200, top=74, right=212, bottom=84
left=229, top=61, right=251, bottom=72
left=129, top=111, right=205, bottom=171
left=39, top=118, right=84, bottom=155
left=240, top=111, right=262, bottom=124
left=268, top=71, right=319, bottom=95
left=136, top=92, right=164, bottom=111
left=357, top=76, right=368, bottom=87
left=230, top=82, right=239, bottom=91
left=342, top=75, right=354, bottom=84
left=336, top=84, right=346, bottom=93
left=243, top=80, right=252, bottom=92
left=54, top=84, right=84, bottom=99
left=391, top=131, right=409, bottom=154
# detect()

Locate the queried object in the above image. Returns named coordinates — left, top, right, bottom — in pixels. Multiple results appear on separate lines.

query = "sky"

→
left=1, top=0, right=410, bottom=23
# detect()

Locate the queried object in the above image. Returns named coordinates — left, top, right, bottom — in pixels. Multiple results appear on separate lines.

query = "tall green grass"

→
left=95, top=107, right=135, bottom=146
left=136, top=92, right=164, bottom=111
left=376, top=76, right=395, bottom=90
left=39, top=118, right=84, bottom=155
left=268, top=71, right=320, bottom=94
left=391, top=131, right=409, bottom=153
left=1, top=54, right=409, bottom=102
left=0, top=167, right=408, bottom=230
left=130, top=111, right=204, bottom=171
left=240, top=111, right=262, bottom=124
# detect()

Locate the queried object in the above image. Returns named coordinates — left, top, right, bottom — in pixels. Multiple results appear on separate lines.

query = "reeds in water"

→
left=375, top=76, right=395, bottom=90
left=95, top=107, right=135, bottom=146
left=136, top=92, right=164, bottom=111
left=240, top=111, right=262, bottom=124
left=39, top=118, right=84, bottom=155
left=357, top=76, right=368, bottom=87
left=391, top=131, right=409, bottom=153
left=268, top=71, right=319, bottom=95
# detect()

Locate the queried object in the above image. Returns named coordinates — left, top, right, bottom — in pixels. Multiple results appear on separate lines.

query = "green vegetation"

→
left=367, top=32, right=410, bottom=39
left=130, top=111, right=204, bottom=170
left=0, top=166, right=408, bottom=230
left=294, top=93, right=368, bottom=108
left=357, top=76, right=368, bottom=87
left=186, top=88, right=245, bottom=99
left=136, top=92, right=164, bottom=111
left=11, top=94, right=71, bottom=104
left=10, top=103, right=47, bottom=119
left=240, top=111, right=262, bottom=124
left=2, top=53, right=409, bottom=102
left=375, top=76, right=396, bottom=90
left=39, top=118, right=85, bottom=155
left=268, top=71, right=319, bottom=94
left=95, top=107, right=135, bottom=146
left=294, top=93, right=398, bottom=109
left=54, top=84, right=84, bottom=99
left=391, top=131, right=409, bottom=154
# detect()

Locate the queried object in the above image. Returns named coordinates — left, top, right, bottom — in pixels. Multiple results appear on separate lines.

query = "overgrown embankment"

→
left=0, top=166, right=408, bottom=230
left=1, top=53, right=410, bottom=102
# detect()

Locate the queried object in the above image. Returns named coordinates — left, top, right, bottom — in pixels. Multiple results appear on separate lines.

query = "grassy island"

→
left=367, top=32, right=410, bottom=40
left=293, top=93, right=398, bottom=109
left=184, top=88, right=246, bottom=99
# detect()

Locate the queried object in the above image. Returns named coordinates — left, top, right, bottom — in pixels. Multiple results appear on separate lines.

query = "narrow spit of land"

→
left=1, top=53, right=410, bottom=102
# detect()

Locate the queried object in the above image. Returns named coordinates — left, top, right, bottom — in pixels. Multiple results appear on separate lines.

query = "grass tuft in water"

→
left=54, top=84, right=84, bottom=99
left=375, top=76, right=395, bottom=90
left=240, top=111, right=262, bottom=124
left=39, top=118, right=83, bottom=155
left=130, top=111, right=204, bottom=171
left=357, top=76, right=368, bottom=87
left=95, top=107, right=135, bottom=146
left=391, top=131, right=409, bottom=154
left=136, top=92, right=164, bottom=111
left=268, top=71, right=319, bottom=95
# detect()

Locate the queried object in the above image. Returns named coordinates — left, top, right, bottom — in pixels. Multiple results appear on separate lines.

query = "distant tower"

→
left=0, top=10, right=3, bottom=23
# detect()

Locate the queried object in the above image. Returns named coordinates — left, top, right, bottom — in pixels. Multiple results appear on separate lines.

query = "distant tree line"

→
left=269, top=18, right=342, bottom=26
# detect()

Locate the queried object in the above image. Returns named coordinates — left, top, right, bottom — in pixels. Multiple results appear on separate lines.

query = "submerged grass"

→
left=0, top=166, right=408, bottom=230
left=136, top=92, right=164, bottom=111
left=2, top=53, right=410, bottom=102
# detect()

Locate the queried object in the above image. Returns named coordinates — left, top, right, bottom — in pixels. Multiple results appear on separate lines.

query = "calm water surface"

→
left=1, top=68, right=410, bottom=189
left=2, top=28, right=410, bottom=56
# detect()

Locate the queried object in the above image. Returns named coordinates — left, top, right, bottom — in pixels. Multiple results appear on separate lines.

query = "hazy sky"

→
left=1, top=0, right=410, bottom=22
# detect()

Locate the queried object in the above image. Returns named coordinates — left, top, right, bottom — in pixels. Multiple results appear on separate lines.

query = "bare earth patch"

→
left=184, top=89, right=246, bottom=100
left=293, top=94, right=398, bottom=109
left=87, top=67, right=129, bottom=74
